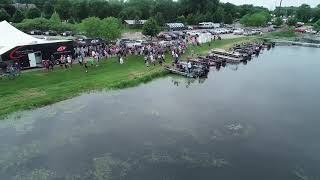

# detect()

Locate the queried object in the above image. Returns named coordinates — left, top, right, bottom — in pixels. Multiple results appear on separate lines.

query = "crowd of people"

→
left=48, top=37, right=189, bottom=73
left=39, top=32, right=222, bottom=73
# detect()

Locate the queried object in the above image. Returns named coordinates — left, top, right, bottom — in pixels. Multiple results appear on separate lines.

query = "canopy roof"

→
left=0, top=21, right=69, bottom=55
left=124, top=20, right=147, bottom=25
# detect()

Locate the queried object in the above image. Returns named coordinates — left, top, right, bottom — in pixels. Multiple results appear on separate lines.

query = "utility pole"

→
left=279, top=0, right=283, bottom=16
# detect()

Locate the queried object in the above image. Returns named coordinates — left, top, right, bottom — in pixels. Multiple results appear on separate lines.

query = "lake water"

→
left=1, top=46, right=320, bottom=180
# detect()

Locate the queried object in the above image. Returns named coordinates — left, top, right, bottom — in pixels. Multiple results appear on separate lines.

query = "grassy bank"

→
left=0, top=37, right=254, bottom=118
left=262, top=31, right=299, bottom=40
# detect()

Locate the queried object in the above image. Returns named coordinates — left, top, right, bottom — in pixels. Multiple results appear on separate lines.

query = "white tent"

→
left=0, top=21, right=47, bottom=56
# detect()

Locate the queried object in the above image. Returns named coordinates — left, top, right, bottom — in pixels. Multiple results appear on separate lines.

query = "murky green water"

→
left=1, top=46, right=320, bottom=180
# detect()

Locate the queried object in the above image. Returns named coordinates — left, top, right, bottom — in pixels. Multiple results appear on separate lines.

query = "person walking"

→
left=49, top=55, right=55, bottom=70
left=59, top=55, right=65, bottom=69
left=78, top=55, right=83, bottom=66
left=84, top=57, right=89, bottom=73
left=187, top=60, right=192, bottom=73
left=119, top=56, right=124, bottom=64
left=150, top=53, right=155, bottom=66
left=67, top=55, right=72, bottom=68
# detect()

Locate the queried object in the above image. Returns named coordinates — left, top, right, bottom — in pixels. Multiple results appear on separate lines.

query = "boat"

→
left=208, top=53, right=243, bottom=63
left=165, top=61, right=209, bottom=78
left=211, top=49, right=249, bottom=60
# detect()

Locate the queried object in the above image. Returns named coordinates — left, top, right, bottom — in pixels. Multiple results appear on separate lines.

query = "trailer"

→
left=0, top=20, right=74, bottom=69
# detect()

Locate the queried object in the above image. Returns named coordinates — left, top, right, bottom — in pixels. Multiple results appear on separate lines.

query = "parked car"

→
left=44, top=30, right=58, bottom=36
left=252, top=29, right=262, bottom=35
left=29, top=30, right=43, bottom=35
left=233, top=29, right=244, bottom=35
left=166, top=32, right=178, bottom=40
left=62, top=31, right=74, bottom=36
left=157, top=33, right=172, bottom=41
left=305, top=29, right=317, bottom=34
left=75, top=35, right=89, bottom=46
left=296, top=22, right=304, bottom=27
left=187, top=26, right=193, bottom=30
left=294, top=28, right=306, bottom=33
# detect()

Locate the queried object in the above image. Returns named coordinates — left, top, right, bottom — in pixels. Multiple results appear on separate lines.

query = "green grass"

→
left=0, top=37, right=254, bottom=118
left=263, top=31, right=299, bottom=39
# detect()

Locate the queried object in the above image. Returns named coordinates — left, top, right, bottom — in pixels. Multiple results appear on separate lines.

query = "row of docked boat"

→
left=165, top=41, right=275, bottom=78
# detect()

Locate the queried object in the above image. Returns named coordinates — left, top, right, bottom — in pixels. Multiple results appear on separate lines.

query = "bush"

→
left=0, top=8, right=10, bottom=21
left=314, top=20, right=320, bottom=32
left=77, top=16, right=121, bottom=40
left=240, top=11, right=270, bottom=27
left=274, top=17, right=283, bottom=27
left=176, top=15, right=186, bottom=24
left=142, top=17, right=160, bottom=38
left=287, top=17, right=298, bottom=26
left=15, top=17, right=75, bottom=32
left=12, top=10, right=25, bottom=23
left=26, top=8, right=41, bottom=19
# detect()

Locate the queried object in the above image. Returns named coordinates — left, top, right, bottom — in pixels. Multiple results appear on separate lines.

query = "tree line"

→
left=1, top=0, right=270, bottom=25
left=275, top=4, right=320, bottom=23
left=1, top=0, right=320, bottom=40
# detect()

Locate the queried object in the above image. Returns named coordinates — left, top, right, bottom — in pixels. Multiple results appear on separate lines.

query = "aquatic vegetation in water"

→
left=90, top=154, right=131, bottom=180
left=0, top=113, right=36, bottom=135
left=293, top=168, right=319, bottom=180
left=226, top=122, right=256, bottom=138
left=13, top=168, right=56, bottom=180
left=227, top=123, right=243, bottom=131
left=0, top=141, right=43, bottom=173
left=143, top=152, right=175, bottom=164
left=143, top=150, right=229, bottom=168
left=179, top=152, right=229, bottom=168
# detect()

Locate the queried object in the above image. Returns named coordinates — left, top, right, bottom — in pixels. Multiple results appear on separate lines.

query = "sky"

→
left=220, top=0, right=319, bottom=9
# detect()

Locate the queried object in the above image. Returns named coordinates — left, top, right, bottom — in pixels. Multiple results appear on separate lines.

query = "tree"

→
left=296, top=4, right=312, bottom=22
left=0, top=0, right=12, bottom=5
left=126, top=0, right=153, bottom=19
left=314, top=19, right=320, bottom=32
left=274, top=17, right=283, bottom=27
left=151, top=0, right=178, bottom=23
left=186, top=14, right=196, bottom=25
left=88, top=0, right=112, bottom=19
left=213, top=6, right=225, bottom=23
left=240, top=11, right=270, bottom=27
left=43, top=1, right=54, bottom=18
left=238, top=4, right=255, bottom=17
left=55, top=0, right=71, bottom=20
left=312, top=7, right=320, bottom=22
left=0, top=8, right=10, bottom=21
left=176, top=15, right=186, bottom=24
left=3, top=5, right=16, bottom=17
left=222, top=2, right=237, bottom=18
left=50, top=12, right=61, bottom=23
left=26, top=8, right=41, bottom=19
left=119, top=7, right=142, bottom=20
left=12, top=10, right=25, bottom=23
left=100, top=17, right=121, bottom=40
left=179, top=0, right=219, bottom=16
left=78, top=17, right=102, bottom=38
left=77, top=16, right=121, bottom=40
left=224, top=13, right=233, bottom=24
left=71, top=1, right=89, bottom=22
left=287, top=17, right=298, bottom=26
left=142, top=17, right=160, bottom=39
left=154, top=12, right=165, bottom=26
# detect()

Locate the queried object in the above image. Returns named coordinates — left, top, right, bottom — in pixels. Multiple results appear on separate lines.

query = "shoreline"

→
left=0, top=37, right=255, bottom=119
